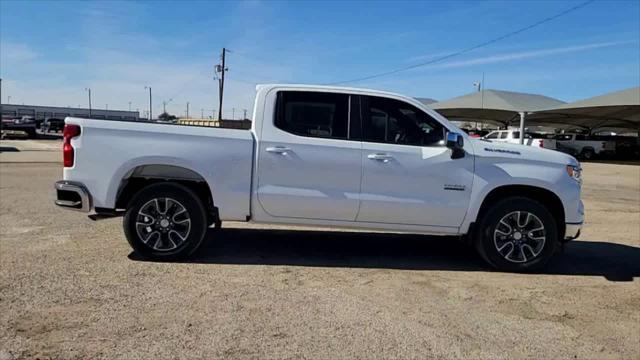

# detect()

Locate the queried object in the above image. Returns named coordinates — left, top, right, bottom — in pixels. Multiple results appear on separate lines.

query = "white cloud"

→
left=0, top=42, right=39, bottom=63
left=429, top=40, right=637, bottom=69
left=0, top=2, right=303, bottom=118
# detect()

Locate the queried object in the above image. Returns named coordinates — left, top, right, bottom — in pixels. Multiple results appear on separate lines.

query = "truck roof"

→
left=256, top=83, right=418, bottom=102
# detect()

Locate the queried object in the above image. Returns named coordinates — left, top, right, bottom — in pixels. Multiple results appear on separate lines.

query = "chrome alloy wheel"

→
left=135, top=198, right=191, bottom=251
left=493, top=211, right=546, bottom=263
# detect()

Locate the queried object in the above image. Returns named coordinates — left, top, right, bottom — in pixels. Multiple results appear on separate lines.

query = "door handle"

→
left=367, top=153, right=393, bottom=162
left=266, top=146, right=291, bottom=155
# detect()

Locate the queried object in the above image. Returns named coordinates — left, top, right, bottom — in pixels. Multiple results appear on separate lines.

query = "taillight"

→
left=63, top=124, right=81, bottom=167
left=539, top=140, right=544, bottom=148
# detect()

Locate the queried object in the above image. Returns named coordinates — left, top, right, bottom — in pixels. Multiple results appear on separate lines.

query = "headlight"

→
left=566, top=165, right=582, bottom=183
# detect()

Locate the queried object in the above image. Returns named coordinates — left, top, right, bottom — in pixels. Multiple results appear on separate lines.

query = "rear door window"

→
left=275, top=91, right=349, bottom=139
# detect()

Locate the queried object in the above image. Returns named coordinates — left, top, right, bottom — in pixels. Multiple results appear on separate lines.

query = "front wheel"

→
left=123, top=182, right=208, bottom=260
left=474, top=197, right=558, bottom=272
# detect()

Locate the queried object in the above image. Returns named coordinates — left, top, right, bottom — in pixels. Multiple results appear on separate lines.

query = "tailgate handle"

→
left=266, top=146, right=291, bottom=155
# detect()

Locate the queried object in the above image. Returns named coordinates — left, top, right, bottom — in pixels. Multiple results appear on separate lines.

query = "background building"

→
left=0, top=103, right=140, bottom=121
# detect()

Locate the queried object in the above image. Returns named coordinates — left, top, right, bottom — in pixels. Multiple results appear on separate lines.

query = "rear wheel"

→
left=581, top=148, right=595, bottom=160
left=474, top=197, right=558, bottom=272
left=123, top=182, right=208, bottom=260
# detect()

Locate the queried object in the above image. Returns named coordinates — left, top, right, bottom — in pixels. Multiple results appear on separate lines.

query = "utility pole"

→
left=201, top=108, right=204, bottom=119
left=85, top=88, right=92, bottom=117
left=215, top=48, right=228, bottom=121
left=145, top=86, right=152, bottom=120
left=186, top=102, right=189, bottom=118
left=480, top=72, right=485, bottom=130
left=162, top=98, right=173, bottom=114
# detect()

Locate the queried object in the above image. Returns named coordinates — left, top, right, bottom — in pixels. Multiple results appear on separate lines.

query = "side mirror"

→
left=446, top=132, right=465, bottom=159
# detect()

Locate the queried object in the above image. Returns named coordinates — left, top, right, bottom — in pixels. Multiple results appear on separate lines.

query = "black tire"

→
left=123, top=182, right=208, bottom=260
left=581, top=148, right=595, bottom=160
left=474, top=196, right=558, bottom=272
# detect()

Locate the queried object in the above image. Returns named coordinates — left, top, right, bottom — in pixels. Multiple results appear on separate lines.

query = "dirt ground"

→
left=0, top=140, right=638, bottom=359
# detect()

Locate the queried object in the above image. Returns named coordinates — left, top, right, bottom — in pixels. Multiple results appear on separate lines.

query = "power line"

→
left=326, top=0, right=596, bottom=85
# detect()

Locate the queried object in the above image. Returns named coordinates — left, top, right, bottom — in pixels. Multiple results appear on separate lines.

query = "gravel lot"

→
left=1, top=140, right=638, bottom=359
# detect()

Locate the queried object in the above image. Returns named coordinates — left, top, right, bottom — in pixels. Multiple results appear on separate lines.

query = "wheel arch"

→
left=115, top=164, right=218, bottom=225
left=474, top=185, right=565, bottom=239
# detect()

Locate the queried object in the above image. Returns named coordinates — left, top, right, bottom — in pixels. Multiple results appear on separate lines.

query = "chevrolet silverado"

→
left=55, top=84, right=584, bottom=272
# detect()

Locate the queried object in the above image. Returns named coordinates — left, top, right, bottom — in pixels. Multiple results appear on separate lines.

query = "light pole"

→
left=144, top=86, right=152, bottom=121
left=201, top=108, right=204, bottom=119
left=84, top=88, right=92, bottom=117
left=7, top=95, right=11, bottom=103
left=232, top=107, right=236, bottom=120
left=128, top=101, right=132, bottom=111
left=186, top=102, right=189, bottom=119
left=243, top=109, right=247, bottom=120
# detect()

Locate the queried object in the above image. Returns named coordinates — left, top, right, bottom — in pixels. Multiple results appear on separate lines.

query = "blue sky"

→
left=1, top=0, right=639, bottom=117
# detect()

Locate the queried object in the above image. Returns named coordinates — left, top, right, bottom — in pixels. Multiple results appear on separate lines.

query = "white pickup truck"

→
left=553, top=134, right=616, bottom=160
left=55, top=84, right=584, bottom=272
left=483, top=129, right=557, bottom=150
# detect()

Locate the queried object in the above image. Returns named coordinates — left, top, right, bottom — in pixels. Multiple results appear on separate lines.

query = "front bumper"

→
left=54, top=180, right=92, bottom=212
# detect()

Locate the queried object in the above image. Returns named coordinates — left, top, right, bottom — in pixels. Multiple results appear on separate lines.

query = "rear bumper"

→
left=54, top=180, right=92, bottom=212
left=564, top=222, right=582, bottom=241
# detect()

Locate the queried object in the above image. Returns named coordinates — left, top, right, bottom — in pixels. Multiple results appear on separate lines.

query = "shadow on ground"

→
left=36, top=132, right=63, bottom=140
left=130, top=228, right=640, bottom=282
left=0, top=147, right=19, bottom=152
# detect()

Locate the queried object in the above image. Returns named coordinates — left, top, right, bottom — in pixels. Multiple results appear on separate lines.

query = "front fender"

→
left=460, top=159, right=579, bottom=233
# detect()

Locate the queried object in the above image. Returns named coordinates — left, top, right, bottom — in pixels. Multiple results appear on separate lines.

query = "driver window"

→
left=362, top=96, right=445, bottom=146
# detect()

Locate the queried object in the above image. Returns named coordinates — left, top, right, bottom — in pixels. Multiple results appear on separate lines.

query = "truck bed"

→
left=63, top=118, right=255, bottom=221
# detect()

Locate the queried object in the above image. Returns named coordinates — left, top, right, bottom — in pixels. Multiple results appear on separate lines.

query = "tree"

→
left=158, top=112, right=177, bottom=122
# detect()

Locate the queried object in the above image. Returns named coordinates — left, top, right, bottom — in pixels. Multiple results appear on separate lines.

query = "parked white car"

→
left=55, top=84, right=584, bottom=272
left=553, top=134, right=616, bottom=160
left=483, top=130, right=556, bottom=150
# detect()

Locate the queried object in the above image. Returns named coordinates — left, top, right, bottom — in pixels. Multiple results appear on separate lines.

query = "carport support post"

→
left=518, top=112, right=526, bottom=145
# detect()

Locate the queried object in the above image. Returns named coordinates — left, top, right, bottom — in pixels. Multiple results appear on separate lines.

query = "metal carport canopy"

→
left=430, top=89, right=566, bottom=127
left=525, top=87, right=640, bottom=131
